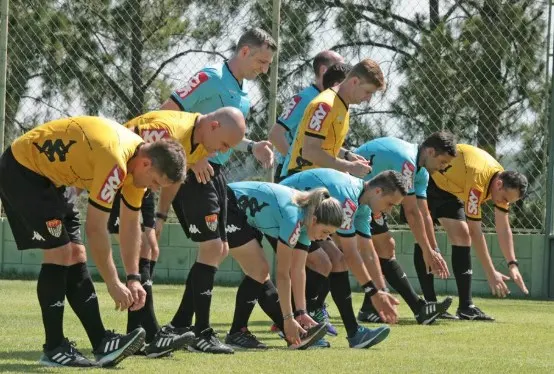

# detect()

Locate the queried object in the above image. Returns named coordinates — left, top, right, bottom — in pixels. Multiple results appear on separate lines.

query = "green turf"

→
left=0, top=279, right=552, bottom=373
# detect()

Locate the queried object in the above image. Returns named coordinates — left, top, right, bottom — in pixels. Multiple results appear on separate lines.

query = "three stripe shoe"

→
left=39, top=338, right=96, bottom=367
left=289, top=323, right=328, bottom=350
left=357, top=306, right=385, bottom=324
left=93, top=327, right=146, bottom=367
left=145, top=329, right=193, bottom=358
left=456, top=305, right=495, bottom=321
left=187, top=328, right=234, bottom=354
left=415, top=296, right=453, bottom=325
left=347, top=325, right=390, bottom=349
left=225, top=328, right=268, bottom=350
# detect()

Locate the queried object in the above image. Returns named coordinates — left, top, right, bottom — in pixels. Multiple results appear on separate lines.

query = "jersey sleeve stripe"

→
left=305, top=132, right=326, bottom=140
left=294, top=243, right=309, bottom=251
left=278, top=237, right=292, bottom=247
left=121, top=196, right=141, bottom=211
left=495, top=205, right=509, bottom=213
left=416, top=195, right=427, bottom=200
left=355, top=231, right=371, bottom=239
left=88, top=198, right=111, bottom=213
left=336, top=232, right=356, bottom=238
left=466, top=216, right=481, bottom=221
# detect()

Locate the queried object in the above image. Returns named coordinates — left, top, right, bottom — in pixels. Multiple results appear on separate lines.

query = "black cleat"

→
left=145, top=329, right=193, bottom=358
left=290, top=323, right=328, bottom=350
left=456, top=305, right=495, bottom=321
left=39, top=338, right=97, bottom=367
left=438, top=311, right=460, bottom=320
left=225, top=328, right=268, bottom=350
left=93, top=327, right=146, bottom=367
left=415, top=296, right=453, bottom=325
left=187, top=328, right=234, bottom=354
left=357, top=306, right=385, bottom=324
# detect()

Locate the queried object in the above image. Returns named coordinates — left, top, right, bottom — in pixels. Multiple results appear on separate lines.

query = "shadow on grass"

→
left=0, top=350, right=45, bottom=373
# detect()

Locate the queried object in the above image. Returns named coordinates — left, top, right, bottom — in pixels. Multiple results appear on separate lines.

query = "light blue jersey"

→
left=354, top=137, right=429, bottom=198
left=275, top=85, right=320, bottom=165
left=228, top=181, right=310, bottom=248
left=170, top=62, right=250, bottom=165
left=281, top=168, right=372, bottom=238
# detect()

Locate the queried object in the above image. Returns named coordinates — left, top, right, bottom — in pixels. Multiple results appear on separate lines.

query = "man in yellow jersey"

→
left=280, top=58, right=386, bottom=180
left=107, top=107, right=246, bottom=358
left=0, top=117, right=186, bottom=367
left=414, top=144, right=529, bottom=321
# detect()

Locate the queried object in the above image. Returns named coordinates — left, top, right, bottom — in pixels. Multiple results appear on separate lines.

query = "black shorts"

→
left=108, top=190, right=155, bottom=234
left=370, top=212, right=389, bottom=236
left=265, top=234, right=309, bottom=252
left=173, top=163, right=228, bottom=242
left=0, top=147, right=82, bottom=250
left=426, top=177, right=465, bottom=223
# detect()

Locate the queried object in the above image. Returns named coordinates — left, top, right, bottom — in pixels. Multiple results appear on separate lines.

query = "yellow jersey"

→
left=124, top=110, right=209, bottom=166
left=431, top=144, right=506, bottom=220
left=11, top=116, right=146, bottom=212
left=282, top=89, right=350, bottom=176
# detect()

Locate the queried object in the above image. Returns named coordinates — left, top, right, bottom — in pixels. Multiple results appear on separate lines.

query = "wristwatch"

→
left=126, top=274, right=142, bottom=282
left=247, top=141, right=255, bottom=154
left=507, top=260, right=519, bottom=268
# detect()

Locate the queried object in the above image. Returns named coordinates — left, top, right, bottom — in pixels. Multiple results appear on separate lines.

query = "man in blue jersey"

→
left=156, top=28, right=277, bottom=354
left=353, top=132, right=457, bottom=323
left=268, top=50, right=344, bottom=182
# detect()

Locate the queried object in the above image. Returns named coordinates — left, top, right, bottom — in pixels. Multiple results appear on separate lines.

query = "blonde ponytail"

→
left=293, top=188, right=344, bottom=228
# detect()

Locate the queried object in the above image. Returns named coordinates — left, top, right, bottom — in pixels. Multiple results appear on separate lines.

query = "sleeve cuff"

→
left=122, top=195, right=141, bottom=211
left=495, top=205, right=509, bottom=213
left=88, top=198, right=111, bottom=213
left=305, top=132, right=326, bottom=140
left=466, top=216, right=482, bottom=222
left=336, top=232, right=356, bottom=238
left=355, top=231, right=372, bottom=239
left=276, top=120, right=290, bottom=130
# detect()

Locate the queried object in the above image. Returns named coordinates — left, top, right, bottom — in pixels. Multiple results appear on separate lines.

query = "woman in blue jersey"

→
left=222, top=181, right=344, bottom=350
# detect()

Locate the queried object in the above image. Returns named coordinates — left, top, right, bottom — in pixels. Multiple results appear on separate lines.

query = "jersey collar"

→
left=311, top=84, right=321, bottom=93
left=224, top=61, right=243, bottom=90
left=331, top=88, right=349, bottom=110
left=190, top=115, right=199, bottom=153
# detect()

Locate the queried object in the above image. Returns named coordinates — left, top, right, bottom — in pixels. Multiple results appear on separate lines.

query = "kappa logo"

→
left=401, top=161, right=415, bottom=190
left=308, top=102, right=331, bottom=132
left=200, top=289, right=213, bottom=297
left=46, top=219, right=62, bottom=238
left=98, top=165, right=124, bottom=204
left=226, top=224, right=241, bottom=233
left=467, top=188, right=481, bottom=215
left=50, top=300, right=65, bottom=308
left=114, top=217, right=120, bottom=227
left=176, top=72, right=209, bottom=99
left=85, top=293, right=97, bottom=303
left=280, top=96, right=301, bottom=120
left=33, top=139, right=76, bottom=162
left=140, top=129, right=169, bottom=143
left=246, top=299, right=258, bottom=305
left=340, top=198, right=357, bottom=230
left=32, top=231, right=45, bottom=241
left=189, top=225, right=201, bottom=234
left=288, top=221, right=302, bottom=247
left=205, top=214, right=218, bottom=232
left=237, top=196, right=269, bottom=216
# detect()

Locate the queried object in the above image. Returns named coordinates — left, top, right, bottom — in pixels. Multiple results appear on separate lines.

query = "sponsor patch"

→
left=340, top=198, right=357, bottom=230
left=176, top=72, right=209, bottom=99
left=401, top=161, right=415, bottom=190
left=140, top=129, right=169, bottom=143
left=308, top=102, right=331, bottom=132
left=46, top=219, right=62, bottom=238
left=373, top=212, right=385, bottom=226
left=97, top=165, right=125, bottom=204
left=467, top=188, right=481, bottom=216
left=280, top=96, right=301, bottom=120
left=288, top=221, right=302, bottom=247
left=205, top=214, right=218, bottom=232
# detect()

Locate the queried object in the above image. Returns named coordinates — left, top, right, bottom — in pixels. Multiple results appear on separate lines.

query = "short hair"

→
left=313, top=51, right=340, bottom=77
left=368, top=170, right=409, bottom=196
left=322, top=62, right=353, bottom=89
left=144, top=139, right=187, bottom=183
left=347, top=58, right=385, bottom=89
left=499, top=171, right=528, bottom=199
left=421, top=131, right=457, bottom=157
left=236, top=28, right=277, bottom=52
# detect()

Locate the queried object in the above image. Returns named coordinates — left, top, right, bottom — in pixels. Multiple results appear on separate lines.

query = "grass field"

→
left=0, top=280, right=553, bottom=373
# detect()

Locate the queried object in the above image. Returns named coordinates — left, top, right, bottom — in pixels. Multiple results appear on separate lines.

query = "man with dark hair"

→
left=351, top=133, right=456, bottom=324
left=269, top=50, right=344, bottom=182
left=280, top=58, right=386, bottom=180
left=322, top=62, right=353, bottom=90
left=157, top=28, right=276, bottom=354
left=417, top=144, right=529, bottom=321
left=0, top=116, right=187, bottom=367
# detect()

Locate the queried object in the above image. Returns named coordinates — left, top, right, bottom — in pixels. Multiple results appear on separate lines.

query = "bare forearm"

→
left=359, top=246, right=386, bottom=289
left=158, top=183, right=180, bottom=214
left=406, top=209, right=434, bottom=253
left=269, top=125, right=290, bottom=155
left=290, top=266, right=306, bottom=311
left=469, top=225, right=496, bottom=276
left=235, top=138, right=253, bottom=152
left=496, top=221, right=516, bottom=262
left=341, top=243, right=372, bottom=285
left=276, top=272, right=293, bottom=316
left=119, top=221, right=141, bottom=275
left=303, top=146, right=349, bottom=172
left=87, top=228, right=119, bottom=284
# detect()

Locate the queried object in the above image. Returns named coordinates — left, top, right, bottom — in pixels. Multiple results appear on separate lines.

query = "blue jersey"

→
left=228, top=181, right=310, bottom=249
left=354, top=137, right=429, bottom=198
left=281, top=168, right=373, bottom=238
left=170, top=62, right=250, bottom=165
left=275, top=85, right=321, bottom=165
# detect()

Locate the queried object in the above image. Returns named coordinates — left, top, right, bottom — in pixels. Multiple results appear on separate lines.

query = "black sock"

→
left=171, top=264, right=195, bottom=328
left=360, top=291, right=374, bottom=312
left=38, top=264, right=68, bottom=350
left=149, top=260, right=157, bottom=278
left=192, top=262, right=217, bottom=335
left=258, top=279, right=284, bottom=332
left=127, top=258, right=150, bottom=335
left=316, top=277, right=330, bottom=310
left=380, top=257, right=422, bottom=314
left=413, top=244, right=437, bottom=302
left=65, top=262, right=106, bottom=350
left=306, top=268, right=327, bottom=313
left=452, top=245, right=473, bottom=308
left=329, top=271, right=358, bottom=338
left=230, top=276, right=263, bottom=334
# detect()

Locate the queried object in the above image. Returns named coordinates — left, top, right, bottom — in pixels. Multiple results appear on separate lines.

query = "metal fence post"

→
left=0, top=0, right=9, bottom=216
left=267, top=0, right=281, bottom=184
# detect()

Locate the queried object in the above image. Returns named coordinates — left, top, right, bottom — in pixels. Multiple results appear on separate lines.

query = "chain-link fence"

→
left=2, top=0, right=552, bottom=232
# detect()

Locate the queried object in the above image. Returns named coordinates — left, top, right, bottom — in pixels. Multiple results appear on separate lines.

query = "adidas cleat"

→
left=93, top=328, right=145, bottom=367
left=145, top=329, right=192, bottom=358
left=39, top=338, right=96, bottom=367
left=357, top=306, right=385, bottom=323
left=415, top=296, right=453, bottom=325
left=187, top=328, right=234, bottom=354
left=289, top=323, right=328, bottom=350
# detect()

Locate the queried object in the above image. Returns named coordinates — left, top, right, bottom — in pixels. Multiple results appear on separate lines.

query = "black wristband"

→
left=344, top=150, right=351, bottom=160
left=507, top=260, right=519, bottom=268
left=247, top=141, right=254, bottom=154
left=362, top=281, right=378, bottom=297
left=126, top=274, right=141, bottom=282
left=294, top=309, right=307, bottom=317
left=155, top=212, right=168, bottom=221
left=381, top=287, right=390, bottom=293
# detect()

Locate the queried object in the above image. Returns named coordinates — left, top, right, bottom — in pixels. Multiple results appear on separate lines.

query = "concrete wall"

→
left=0, top=218, right=549, bottom=298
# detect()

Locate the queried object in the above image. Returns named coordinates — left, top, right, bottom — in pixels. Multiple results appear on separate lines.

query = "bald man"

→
left=107, top=107, right=246, bottom=358
left=269, top=50, right=344, bottom=182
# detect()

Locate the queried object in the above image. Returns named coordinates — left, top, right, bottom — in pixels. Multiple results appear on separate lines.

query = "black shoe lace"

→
left=62, top=338, right=83, bottom=358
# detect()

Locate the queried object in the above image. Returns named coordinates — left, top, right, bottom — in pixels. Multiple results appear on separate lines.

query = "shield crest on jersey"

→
left=205, top=214, right=218, bottom=232
left=46, top=219, right=62, bottom=238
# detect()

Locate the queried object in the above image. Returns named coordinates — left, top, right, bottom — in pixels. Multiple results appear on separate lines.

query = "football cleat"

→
left=93, top=328, right=145, bottom=367
left=39, top=338, right=97, bottom=367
